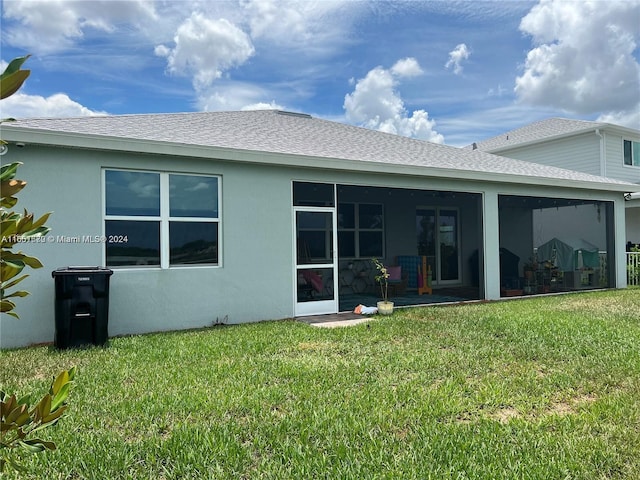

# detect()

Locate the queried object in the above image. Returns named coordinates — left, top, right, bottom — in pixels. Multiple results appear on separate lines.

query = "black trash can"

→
left=52, top=266, right=113, bottom=349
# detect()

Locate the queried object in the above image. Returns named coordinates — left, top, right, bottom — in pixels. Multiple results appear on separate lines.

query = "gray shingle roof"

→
left=3, top=110, right=634, bottom=187
left=469, top=117, right=607, bottom=152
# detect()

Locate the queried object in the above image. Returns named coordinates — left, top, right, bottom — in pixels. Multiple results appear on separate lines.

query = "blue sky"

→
left=1, top=0, right=639, bottom=146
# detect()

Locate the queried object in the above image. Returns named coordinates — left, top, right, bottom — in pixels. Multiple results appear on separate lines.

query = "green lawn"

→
left=1, top=289, right=639, bottom=479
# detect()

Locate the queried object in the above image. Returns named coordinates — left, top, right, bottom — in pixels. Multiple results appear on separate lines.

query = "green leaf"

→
left=0, top=162, right=22, bottom=181
left=1, top=274, right=30, bottom=291
left=0, top=55, right=31, bottom=79
left=14, top=408, right=31, bottom=427
left=0, top=56, right=31, bottom=100
left=26, top=212, right=52, bottom=232
left=18, top=440, right=46, bottom=453
left=0, top=264, right=26, bottom=284
left=22, top=225, right=51, bottom=239
left=50, top=385, right=70, bottom=412
left=2, top=258, right=26, bottom=269
left=51, top=370, right=70, bottom=397
left=33, top=394, right=52, bottom=422
left=0, top=196, right=18, bottom=209
left=42, top=406, right=66, bottom=425
left=21, top=256, right=43, bottom=269
left=1, top=290, right=30, bottom=300
left=1, top=299, right=18, bottom=315
left=0, top=70, right=30, bottom=100
left=5, top=403, right=28, bottom=424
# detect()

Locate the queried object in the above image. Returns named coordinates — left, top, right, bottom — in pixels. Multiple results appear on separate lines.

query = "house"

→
left=1, top=110, right=638, bottom=348
left=469, top=118, right=640, bottom=246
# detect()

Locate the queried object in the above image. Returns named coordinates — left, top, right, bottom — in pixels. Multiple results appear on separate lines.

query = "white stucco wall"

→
left=1, top=146, right=298, bottom=348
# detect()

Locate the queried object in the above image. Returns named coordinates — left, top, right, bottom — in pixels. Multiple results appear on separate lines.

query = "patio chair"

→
left=387, top=265, right=408, bottom=296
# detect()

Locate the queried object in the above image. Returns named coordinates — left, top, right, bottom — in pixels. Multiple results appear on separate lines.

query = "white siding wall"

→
left=496, top=132, right=601, bottom=176
left=604, top=131, right=640, bottom=183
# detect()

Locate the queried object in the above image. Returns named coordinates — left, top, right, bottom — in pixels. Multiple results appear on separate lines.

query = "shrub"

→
left=0, top=367, right=76, bottom=472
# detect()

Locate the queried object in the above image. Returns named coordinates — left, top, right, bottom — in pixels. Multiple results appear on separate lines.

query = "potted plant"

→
left=372, top=258, right=394, bottom=315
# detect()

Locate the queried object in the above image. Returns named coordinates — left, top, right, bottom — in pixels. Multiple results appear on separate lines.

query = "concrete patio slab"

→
left=297, top=312, right=377, bottom=328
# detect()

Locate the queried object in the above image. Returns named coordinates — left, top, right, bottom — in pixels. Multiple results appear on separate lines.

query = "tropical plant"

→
left=1, top=55, right=52, bottom=318
left=372, top=258, right=390, bottom=303
left=0, top=55, right=75, bottom=475
left=0, top=55, right=31, bottom=101
left=0, top=367, right=76, bottom=472
left=1, top=162, right=52, bottom=317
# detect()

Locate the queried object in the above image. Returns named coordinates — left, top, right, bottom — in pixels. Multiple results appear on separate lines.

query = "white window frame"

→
left=623, top=139, right=640, bottom=167
left=103, top=169, right=222, bottom=269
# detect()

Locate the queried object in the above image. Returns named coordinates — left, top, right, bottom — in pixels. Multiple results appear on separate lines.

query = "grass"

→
left=1, top=288, right=639, bottom=479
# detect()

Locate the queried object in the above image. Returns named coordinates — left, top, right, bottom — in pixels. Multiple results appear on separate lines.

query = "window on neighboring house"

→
left=624, top=139, right=640, bottom=166
left=104, top=170, right=220, bottom=268
left=338, top=202, right=384, bottom=258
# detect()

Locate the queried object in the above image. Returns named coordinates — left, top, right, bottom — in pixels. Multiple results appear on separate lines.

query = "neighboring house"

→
left=469, top=118, right=640, bottom=247
left=1, top=110, right=637, bottom=348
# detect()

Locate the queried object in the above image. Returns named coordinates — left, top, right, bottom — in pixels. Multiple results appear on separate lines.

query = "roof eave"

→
left=3, top=126, right=637, bottom=194
left=483, top=122, right=640, bottom=154
left=483, top=126, right=601, bottom=153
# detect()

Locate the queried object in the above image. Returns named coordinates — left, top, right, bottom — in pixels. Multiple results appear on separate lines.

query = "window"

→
left=624, top=140, right=640, bottom=166
left=338, top=203, right=383, bottom=258
left=104, top=170, right=220, bottom=268
left=293, top=182, right=335, bottom=207
left=296, top=211, right=333, bottom=264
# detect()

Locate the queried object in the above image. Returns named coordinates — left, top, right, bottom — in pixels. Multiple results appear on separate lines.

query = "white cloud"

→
left=0, top=1, right=359, bottom=115
left=196, top=83, right=282, bottom=112
left=242, top=0, right=308, bottom=42
left=0, top=92, right=107, bottom=118
left=487, top=84, right=507, bottom=97
left=343, top=60, right=444, bottom=143
left=515, top=0, right=640, bottom=120
left=2, top=0, right=157, bottom=54
left=390, top=57, right=424, bottom=78
left=445, top=44, right=470, bottom=75
left=344, top=67, right=401, bottom=124
left=241, top=101, right=285, bottom=111
left=597, top=109, right=640, bottom=131
left=155, top=13, right=255, bottom=91
left=240, top=0, right=356, bottom=50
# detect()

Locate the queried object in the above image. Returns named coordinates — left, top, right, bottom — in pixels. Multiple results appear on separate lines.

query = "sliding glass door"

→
left=416, top=207, right=460, bottom=284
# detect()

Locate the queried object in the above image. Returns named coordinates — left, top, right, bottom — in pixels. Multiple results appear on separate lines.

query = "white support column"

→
left=483, top=190, right=501, bottom=300
left=614, top=197, right=628, bottom=288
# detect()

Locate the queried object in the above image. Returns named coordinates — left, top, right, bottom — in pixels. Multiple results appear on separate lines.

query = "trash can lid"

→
left=52, top=266, right=113, bottom=277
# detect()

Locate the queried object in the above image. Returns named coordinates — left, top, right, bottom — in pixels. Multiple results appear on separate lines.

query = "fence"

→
left=628, top=252, right=640, bottom=286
